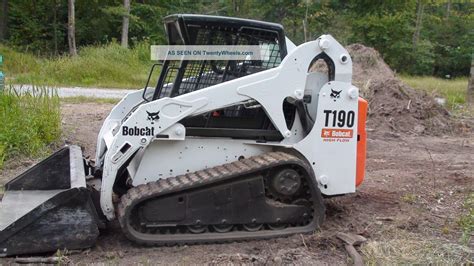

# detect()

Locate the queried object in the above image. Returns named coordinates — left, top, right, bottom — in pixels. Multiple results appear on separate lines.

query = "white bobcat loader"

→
left=0, top=14, right=367, bottom=256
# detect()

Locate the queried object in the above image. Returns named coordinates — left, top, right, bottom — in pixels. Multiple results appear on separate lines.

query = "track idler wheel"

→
left=271, top=168, right=302, bottom=197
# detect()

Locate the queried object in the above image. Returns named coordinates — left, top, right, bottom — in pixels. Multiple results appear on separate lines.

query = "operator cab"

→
left=143, top=14, right=295, bottom=141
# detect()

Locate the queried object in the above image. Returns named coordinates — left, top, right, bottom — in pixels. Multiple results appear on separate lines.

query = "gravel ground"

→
left=0, top=102, right=472, bottom=264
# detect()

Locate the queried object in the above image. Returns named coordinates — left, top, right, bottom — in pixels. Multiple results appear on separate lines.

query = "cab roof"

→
left=163, top=14, right=287, bottom=56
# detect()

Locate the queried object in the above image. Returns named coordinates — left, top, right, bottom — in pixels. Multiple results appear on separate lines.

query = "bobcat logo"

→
left=146, top=111, right=160, bottom=123
left=330, top=89, right=342, bottom=102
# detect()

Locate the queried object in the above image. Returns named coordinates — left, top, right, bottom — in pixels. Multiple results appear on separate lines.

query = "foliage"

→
left=458, top=192, right=473, bottom=245
left=6, top=0, right=68, bottom=55
left=61, top=96, right=119, bottom=105
left=0, top=85, right=61, bottom=167
left=0, top=44, right=41, bottom=74
left=351, top=10, right=414, bottom=73
left=403, top=40, right=435, bottom=76
left=1, top=41, right=154, bottom=88
left=0, top=0, right=472, bottom=77
left=400, top=75, right=469, bottom=112
left=423, top=14, right=473, bottom=77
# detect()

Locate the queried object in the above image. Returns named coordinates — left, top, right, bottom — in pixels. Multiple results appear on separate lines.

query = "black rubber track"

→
left=117, top=152, right=325, bottom=246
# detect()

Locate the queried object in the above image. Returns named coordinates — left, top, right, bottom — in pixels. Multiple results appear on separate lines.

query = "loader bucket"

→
left=0, top=145, right=99, bottom=257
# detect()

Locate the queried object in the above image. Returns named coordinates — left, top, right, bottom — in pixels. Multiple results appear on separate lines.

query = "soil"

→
left=0, top=102, right=472, bottom=264
left=347, top=44, right=471, bottom=136
left=60, top=102, right=114, bottom=158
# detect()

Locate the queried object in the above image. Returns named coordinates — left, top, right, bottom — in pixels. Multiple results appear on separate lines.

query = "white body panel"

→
left=295, top=81, right=358, bottom=194
left=129, top=138, right=271, bottom=186
left=95, top=35, right=360, bottom=219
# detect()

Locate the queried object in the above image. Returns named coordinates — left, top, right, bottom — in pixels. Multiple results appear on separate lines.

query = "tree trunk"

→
left=467, top=55, right=474, bottom=103
left=303, top=0, right=309, bottom=42
left=291, top=0, right=297, bottom=40
left=446, top=0, right=451, bottom=19
left=53, top=0, right=58, bottom=55
left=0, top=0, right=8, bottom=41
left=232, top=0, right=239, bottom=14
left=68, top=0, right=77, bottom=56
left=121, top=0, right=131, bottom=48
left=412, top=0, right=424, bottom=47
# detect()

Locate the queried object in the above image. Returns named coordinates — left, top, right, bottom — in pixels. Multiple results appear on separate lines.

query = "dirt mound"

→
left=365, top=78, right=454, bottom=135
left=346, top=44, right=459, bottom=135
left=347, top=44, right=395, bottom=89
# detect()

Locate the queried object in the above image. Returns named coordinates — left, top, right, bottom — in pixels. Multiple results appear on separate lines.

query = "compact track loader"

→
left=0, top=14, right=367, bottom=256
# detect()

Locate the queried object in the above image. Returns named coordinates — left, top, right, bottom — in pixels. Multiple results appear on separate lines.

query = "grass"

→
left=0, top=85, right=61, bottom=167
left=458, top=192, right=474, bottom=244
left=61, top=96, right=120, bottom=104
left=0, top=42, right=157, bottom=89
left=362, top=232, right=473, bottom=264
left=400, top=75, right=471, bottom=115
left=400, top=193, right=417, bottom=204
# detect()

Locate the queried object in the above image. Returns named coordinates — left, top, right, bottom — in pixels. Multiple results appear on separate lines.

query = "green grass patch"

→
left=0, top=85, right=61, bottom=168
left=0, top=45, right=42, bottom=75
left=61, top=96, right=120, bottom=104
left=0, top=42, right=158, bottom=89
left=400, top=75, right=471, bottom=114
left=458, top=192, right=474, bottom=245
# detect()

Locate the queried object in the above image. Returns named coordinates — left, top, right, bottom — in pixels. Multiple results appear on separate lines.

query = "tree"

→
left=0, top=0, right=8, bottom=41
left=413, top=0, right=424, bottom=47
left=68, top=0, right=77, bottom=56
left=445, top=0, right=451, bottom=19
left=468, top=55, right=474, bottom=103
left=121, top=0, right=130, bottom=48
left=52, top=0, right=59, bottom=55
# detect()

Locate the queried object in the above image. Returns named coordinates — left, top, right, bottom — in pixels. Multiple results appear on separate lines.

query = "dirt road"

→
left=0, top=102, right=472, bottom=264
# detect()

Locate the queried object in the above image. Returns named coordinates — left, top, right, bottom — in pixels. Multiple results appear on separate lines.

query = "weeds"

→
left=458, top=192, right=474, bottom=245
left=61, top=96, right=119, bottom=104
left=400, top=75, right=471, bottom=115
left=401, top=193, right=417, bottom=204
left=362, top=234, right=473, bottom=265
left=0, top=42, right=158, bottom=89
left=0, top=85, right=61, bottom=167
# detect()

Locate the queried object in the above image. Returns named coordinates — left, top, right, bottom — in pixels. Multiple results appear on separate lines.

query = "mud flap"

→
left=0, top=146, right=100, bottom=257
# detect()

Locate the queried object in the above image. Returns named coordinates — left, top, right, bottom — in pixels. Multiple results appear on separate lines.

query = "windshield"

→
left=142, top=21, right=285, bottom=102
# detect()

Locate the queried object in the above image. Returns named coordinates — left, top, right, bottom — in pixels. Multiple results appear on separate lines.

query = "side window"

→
left=155, top=24, right=292, bottom=136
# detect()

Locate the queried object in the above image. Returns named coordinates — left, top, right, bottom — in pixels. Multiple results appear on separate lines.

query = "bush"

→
left=2, top=41, right=156, bottom=89
left=350, top=12, right=413, bottom=73
left=397, top=40, right=435, bottom=76
left=0, top=44, right=42, bottom=75
left=0, top=85, right=61, bottom=167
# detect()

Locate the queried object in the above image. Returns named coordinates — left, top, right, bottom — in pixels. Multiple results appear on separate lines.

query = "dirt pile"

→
left=347, top=44, right=395, bottom=89
left=346, top=44, right=459, bottom=135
